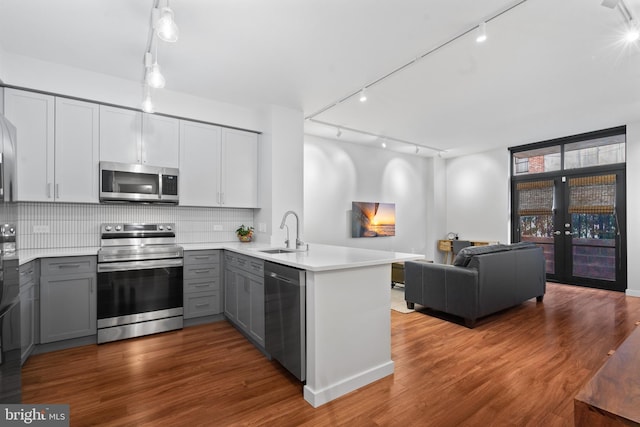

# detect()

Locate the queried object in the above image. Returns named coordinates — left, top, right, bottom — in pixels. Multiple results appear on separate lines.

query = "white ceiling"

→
left=1, top=0, right=639, bottom=158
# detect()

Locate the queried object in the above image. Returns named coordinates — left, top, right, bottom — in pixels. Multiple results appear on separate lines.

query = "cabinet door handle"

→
left=55, top=183, right=60, bottom=199
left=195, top=303, right=210, bottom=308
left=194, top=269, right=210, bottom=274
left=47, top=183, right=52, bottom=198
left=194, top=284, right=210, bottom=288
left=57, top=264, right=81, bottom=269
left=194, top=256, right=210, bottom=260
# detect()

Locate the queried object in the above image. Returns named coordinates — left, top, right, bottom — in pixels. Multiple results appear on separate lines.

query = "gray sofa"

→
left=405, top=242, right=546, bottom=327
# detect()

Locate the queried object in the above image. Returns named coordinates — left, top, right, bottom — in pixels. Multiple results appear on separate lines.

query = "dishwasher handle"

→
left=266, top=271, right=297, bottom=284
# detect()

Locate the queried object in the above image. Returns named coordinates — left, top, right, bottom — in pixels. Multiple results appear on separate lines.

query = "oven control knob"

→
left=158, top=225, right=164, bottom=231
left=166, top=225, right=172, bottom=231
left=105, top=225, right=112, bottom=232
left=115, top=225, right=122, bottom=231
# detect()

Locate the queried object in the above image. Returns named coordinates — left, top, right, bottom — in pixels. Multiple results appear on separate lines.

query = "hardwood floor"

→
left=22, top=283, right=640, bottom=426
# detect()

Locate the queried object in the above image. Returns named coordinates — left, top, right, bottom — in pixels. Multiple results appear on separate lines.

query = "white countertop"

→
left=18, top=242, right=423, bottom=272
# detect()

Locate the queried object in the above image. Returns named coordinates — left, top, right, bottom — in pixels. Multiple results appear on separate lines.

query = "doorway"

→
left=510, top=127, right=627, bottom=292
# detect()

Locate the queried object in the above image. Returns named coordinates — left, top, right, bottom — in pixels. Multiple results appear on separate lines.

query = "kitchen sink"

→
left=259, top=248, right=296, bottom=254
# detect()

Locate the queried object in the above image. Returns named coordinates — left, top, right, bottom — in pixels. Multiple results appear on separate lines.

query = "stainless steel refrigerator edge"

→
left=0, top=113, right=20, bottom=403
left=0, top=114, right=16, bottom=203
left=264, top=262, right=306, bottom=382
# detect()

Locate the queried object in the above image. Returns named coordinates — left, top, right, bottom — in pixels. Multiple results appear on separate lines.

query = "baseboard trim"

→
left=626, top=289, right=640, bottom=298
left=303, top=360, right=394, bottom=408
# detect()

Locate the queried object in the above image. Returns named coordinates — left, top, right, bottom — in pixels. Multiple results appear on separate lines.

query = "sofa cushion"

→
left=453, top=244, right=509, bottom=267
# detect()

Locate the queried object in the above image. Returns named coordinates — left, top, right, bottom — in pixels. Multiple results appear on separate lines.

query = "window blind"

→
left=517, top=180, right=554, bottom=215
left=568, top=174, right=616, bottom=214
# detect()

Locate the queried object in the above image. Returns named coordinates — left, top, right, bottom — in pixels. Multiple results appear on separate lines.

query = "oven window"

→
left=97, top=267, right=183, bottom=319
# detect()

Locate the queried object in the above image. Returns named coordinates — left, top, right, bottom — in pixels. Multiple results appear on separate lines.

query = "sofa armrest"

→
left=405, top=262, right=478, bottom=319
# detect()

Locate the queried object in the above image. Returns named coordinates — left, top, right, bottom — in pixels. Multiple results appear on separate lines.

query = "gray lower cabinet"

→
left=223, top=252, right=265, bottom=349
left=19, top=260, right=39, bottom=364
left=183, top=250, right=222, bottom=319
left=39, top=256, right=97, bottom=344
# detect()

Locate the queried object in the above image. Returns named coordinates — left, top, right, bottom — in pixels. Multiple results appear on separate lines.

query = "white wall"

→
left=445, top=148, right=510, bottom=244
left=304, top=135, right=430, bottom=255
left=0, top=42, right=6, bottom=84
left=254, top=105, right=305, bottom=247
left=625, top=121, right=640, bottom=297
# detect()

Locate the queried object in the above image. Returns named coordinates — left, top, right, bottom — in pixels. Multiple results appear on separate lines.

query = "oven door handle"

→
left=97, top=258, right=183, bottom=273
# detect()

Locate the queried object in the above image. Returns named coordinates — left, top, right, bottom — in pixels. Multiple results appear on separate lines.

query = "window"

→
left=510, top=127, right=625, bottom=176
left=512, top=146, right=561, bottom=176
left=564, top=135, right=625, bottom=169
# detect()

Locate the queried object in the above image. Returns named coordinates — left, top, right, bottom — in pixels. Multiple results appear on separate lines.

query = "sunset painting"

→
left=352, top=202, right=396, bottom=238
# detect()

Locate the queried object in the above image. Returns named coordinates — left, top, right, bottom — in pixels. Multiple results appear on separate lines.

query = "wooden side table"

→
left=391, top=259, right=433, bottom=287
left=437, top=239, right=499, bottom=264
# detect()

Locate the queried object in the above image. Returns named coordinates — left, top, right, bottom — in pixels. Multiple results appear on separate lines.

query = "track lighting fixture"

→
left=603, top=0, right=640, bottom=43
left=336, top=128, right=342, bottom=138
left=476, top=22, right=487, bottom=43
left=415, top=146, right=420, bottom=154
left=359, top=88, right=368, bottom=103
left=305, top=1, right=528, bottom=123
left=625, top=20, right=640, bottom=42
left=155, top=2, right=179, bottom=43
left=381, top=141, right=387, bottom=149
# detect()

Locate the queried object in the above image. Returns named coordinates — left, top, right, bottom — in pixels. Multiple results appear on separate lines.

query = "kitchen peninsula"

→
left=194, top=242, right=424, bottom=407
left=20, top=242, right=422, bottom=408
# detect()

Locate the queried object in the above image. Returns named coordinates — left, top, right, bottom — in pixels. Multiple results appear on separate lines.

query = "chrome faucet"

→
left=280, top=210, right=304, bottom=250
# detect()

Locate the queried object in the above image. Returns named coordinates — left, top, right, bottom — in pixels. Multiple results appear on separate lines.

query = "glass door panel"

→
left=571, top=213, right=616, bottom=281
left=514, top=170, right=625, bottom=291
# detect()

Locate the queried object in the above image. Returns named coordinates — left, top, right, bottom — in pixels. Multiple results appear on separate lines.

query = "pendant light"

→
left=142, top=87, right=155, bottom=113
left=145, top=47, right=165, bottom=89
left=156, top=1, right=179, bottom=43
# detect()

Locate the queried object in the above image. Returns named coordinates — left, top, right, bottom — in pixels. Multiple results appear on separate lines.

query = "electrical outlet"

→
left=259, top=223, right=267, bottom=232
left=213, top=224, right=223, bottom=231
left=33, top=225, right=50, bottom=233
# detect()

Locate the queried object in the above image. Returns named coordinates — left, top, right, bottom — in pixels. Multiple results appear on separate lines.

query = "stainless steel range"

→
left=97, top=223, right=183, bottom=344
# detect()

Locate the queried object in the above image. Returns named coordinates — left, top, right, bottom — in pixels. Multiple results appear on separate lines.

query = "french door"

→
left=513, top=168, right=626, bottom=291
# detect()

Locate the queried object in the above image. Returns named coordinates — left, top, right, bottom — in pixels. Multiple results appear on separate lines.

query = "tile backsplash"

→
left=13, top=202, right=254, bottom=249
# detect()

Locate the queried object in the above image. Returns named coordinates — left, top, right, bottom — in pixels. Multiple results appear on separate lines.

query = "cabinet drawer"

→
left=247, top=259, right=264, bottom=276
left=185, top=250, right=220, bottom=266
left=184, top=291, right=221, bottom=319
left=184, top=264, right=220, bottom=280
left=224, top=251, right=238, bottom=267
left=41, top=256, right=96, bottom=276
left=184, top=277, right=220, bottom=293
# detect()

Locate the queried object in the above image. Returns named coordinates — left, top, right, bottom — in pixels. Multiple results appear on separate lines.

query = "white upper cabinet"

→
left=179, top=120, right=221, bottom=207
left=179, top=123, right=258, bottom=208
left=221, top=128, right=258, bottom=208
left=142, top=114, right=180, bottom=168
left=4, top=89, right=99, bottom=203
left=5, top=89, right=55, bottom=202
left=99, top=106, right=142, bottom=164
left=99, top=105, right=179, bottom=168
left=54, top=97, right=99, bottom=202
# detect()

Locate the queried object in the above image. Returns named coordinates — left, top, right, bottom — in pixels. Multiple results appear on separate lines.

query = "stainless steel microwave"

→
left=99, top=161, right=179, bottom=204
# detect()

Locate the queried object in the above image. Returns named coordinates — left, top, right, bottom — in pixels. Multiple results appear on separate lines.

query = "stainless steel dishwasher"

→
left=264, top=261, right=306, bottom=381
